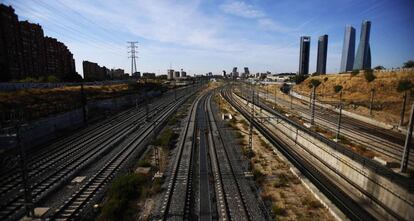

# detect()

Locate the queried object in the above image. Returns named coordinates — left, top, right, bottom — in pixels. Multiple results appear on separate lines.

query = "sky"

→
left=3, top=0, right=414, bottom=76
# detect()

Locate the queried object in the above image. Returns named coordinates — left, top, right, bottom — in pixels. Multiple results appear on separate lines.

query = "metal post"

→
left=311, top=86, right=316, bottom=125
left=309, top=90, right=312, bottom=109
left=80, top=83, right=87, bottom=124
left=274, top=86, right=277, bottom=108
left=335, top=91, right=343, bottom=141
left=17, top=125, right=34, bottom=217
left=400, top=103, right=414, bottom=173
left=248, top=89, right=254, bottom=170
left=290, top=92, right=293, bottom=109
left=400, top=92, right=407, bottom=127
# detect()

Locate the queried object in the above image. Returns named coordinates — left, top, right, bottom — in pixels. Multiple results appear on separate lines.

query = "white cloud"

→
left=220, top=1, right=265, bottom=18
left=257, top=18, right=294, bottom=33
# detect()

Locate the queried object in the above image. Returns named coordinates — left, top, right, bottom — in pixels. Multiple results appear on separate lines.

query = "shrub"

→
left=252, top=168, right=265, bottom=184
left=273, top=173, right=289, bottom=188
left=137, top=159, right=151, bottom=167
left=292, top=74, right=309, bottom=84
left=364, top=69, right=376, bottom=83
left=272, top=204, right=287, bottom=216
left=351, top=69, right=359, bottom=76
left=153, top=128, right=177, bottom=148
left=99, top=173, right=148, bottom=221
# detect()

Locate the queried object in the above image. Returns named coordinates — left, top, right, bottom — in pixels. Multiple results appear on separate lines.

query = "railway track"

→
left=50, top=90, right=190, bottom=220
left=238, top=85, right=413, bottom=168
left=222, top=87, right=377, bottom=221
left=158, top=90, right=267, bottom=220
left=0, top=86, right=197, bottom=220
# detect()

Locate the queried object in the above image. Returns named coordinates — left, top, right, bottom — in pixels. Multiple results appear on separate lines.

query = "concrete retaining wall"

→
left=2, top=90, right=162, bottom=151
left=235, top=94, right=413, bottom=220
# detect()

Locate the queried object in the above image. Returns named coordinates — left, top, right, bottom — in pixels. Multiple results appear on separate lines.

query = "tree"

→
left=333, top=85, right=343, bottom=140
left=403, top=60, right=414, bottom=68
left=47, top=75, right=59, bottom=83
left=397, top=80, right=413, bottom=126
left=364, top=70, right=376, bottom=115
left=309, top=79, right=321, bottom=125
left=374, top=65, right=385, bottom=70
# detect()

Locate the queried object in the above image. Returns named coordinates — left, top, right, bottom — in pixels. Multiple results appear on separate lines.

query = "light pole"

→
left=17, top=125, right=34, bottom=217
left=400, top=104, right=414, bottom=173
left=335, top=90, right=343, bottom=141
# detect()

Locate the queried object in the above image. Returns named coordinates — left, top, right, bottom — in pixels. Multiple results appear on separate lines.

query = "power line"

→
left=127, top=41, right=139, bottom=75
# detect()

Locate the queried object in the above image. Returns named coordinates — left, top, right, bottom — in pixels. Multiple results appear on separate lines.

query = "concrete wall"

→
left=2, top=90, right=162, bottom=151
left=0, top=80, right=133, bottom=91
left=235, top=95, right=414, bottom=220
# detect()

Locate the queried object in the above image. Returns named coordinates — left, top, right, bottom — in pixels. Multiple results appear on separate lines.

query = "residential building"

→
left=354, top=21, right=371, bottom=70
left=299, top=36, right=311, bottom=75
left=0, top=4, right=78, bottom=82
left=316, top=35, right=328, bottom=74
left=0, top=4, right=22, bottom=81
left=340, top=26, right=356, bottom=72
left=83, top=60, right=108, bottom=81
left=142, top=72, right=156, bottom=78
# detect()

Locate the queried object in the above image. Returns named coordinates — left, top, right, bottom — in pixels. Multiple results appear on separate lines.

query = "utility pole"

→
left=17, top=125, right=34, bottom=217
left=400, top=103, right=414, bottom=173
left=80, top=83, right=87, bottom=124
left=127, top=41, right=138, bottom=76
left=274, top=86, right=277, bottom=108
left=310, top=86, right=316, bottom=125
left=145, top=91, right=149, bottom=121
left=335, top=91, right=343, bottom=141
left=248, top=89, right=254, bottom=170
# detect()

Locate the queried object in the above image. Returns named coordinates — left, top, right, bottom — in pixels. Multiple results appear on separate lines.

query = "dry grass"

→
left=293, top=70, right=414, bottom=125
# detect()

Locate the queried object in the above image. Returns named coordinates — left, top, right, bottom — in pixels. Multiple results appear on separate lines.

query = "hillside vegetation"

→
left=293, top=70, right=414, bottom=126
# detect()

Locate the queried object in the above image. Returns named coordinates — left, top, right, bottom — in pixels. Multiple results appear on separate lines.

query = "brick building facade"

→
left=0, top=4, right=79, bottom=82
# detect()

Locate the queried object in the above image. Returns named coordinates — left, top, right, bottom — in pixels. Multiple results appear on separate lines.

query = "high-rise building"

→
left=340, top=26, right=356, bottom=72
left=354, top=21, right=371, bottom=70
left=174, top=71, right=180, bottom=78
left=232, top=67, right=239, bottom=77
left=244, top=67, right=250, bottom=78
left=316, top=35, right=328, bottom=74
left=298, top=36, right=310, bottom=75
left=167, top=69, right=174, bottom=80
left=180, top=68, right=187, bottom=77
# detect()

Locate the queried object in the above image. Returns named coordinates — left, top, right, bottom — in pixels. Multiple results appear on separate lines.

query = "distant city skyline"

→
left=4, top=0, right=414, bottom=76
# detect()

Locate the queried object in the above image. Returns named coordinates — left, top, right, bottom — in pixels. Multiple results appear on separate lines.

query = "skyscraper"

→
left=354, top=21, right=371, bottom=70
left=340, top=26, right=356, bottom=72
left=316, top=35, right=328, bottom=74
left=299, top=36, right=310, bottom=75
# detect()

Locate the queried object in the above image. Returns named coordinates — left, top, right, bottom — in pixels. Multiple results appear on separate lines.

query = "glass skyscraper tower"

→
left=353, top=21, right=371, bottom=70
left=316, top=35, right=328, bottom=74
left=298, top=36, right=310, bottom=75
left=340, top=26, right=356, bottom=72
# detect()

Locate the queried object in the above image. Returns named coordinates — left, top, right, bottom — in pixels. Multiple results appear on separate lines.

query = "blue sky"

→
left=4, top=0, right=414, bottom=76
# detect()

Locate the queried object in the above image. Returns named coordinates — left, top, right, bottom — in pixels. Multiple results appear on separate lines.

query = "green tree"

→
left=364, top=70, right=376, bottom=115
left=397, top=80, right=413, bottom=126
left=374, top=65, right=385, bottom=70
left=351, top=69, right=359, bottom=76
left=47, top=75, right=59, bottom=83
left=403, top=60, right=414, bottom=68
